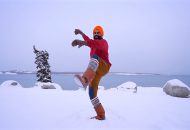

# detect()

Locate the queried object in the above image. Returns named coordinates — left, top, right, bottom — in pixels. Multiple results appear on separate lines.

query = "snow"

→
left=0, top=80, right=22, bottom=88
left=4, top=72, right=17, bottom=75
left=117, top=81, right=137, bottom=89
left=164, top=79, right=189, bottom=88
left=98, top=85, right=105, bottom=90
left=117, top=81, right=137, bottom=93
left=0, top=80, right=190, bottom=130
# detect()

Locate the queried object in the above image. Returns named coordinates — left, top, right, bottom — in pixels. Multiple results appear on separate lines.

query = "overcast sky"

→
left=0, top=0, right=190, bottom=74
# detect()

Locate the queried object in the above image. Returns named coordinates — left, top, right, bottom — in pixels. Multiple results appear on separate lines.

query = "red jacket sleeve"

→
left=82, top=34, right=105, bottom=50
left=82, top=34, right=91, bottom=41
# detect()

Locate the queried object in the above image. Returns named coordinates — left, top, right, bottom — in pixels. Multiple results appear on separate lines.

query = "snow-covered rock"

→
left=42, top=84, right=56, bottom=89
left=0, top=80, right=22, bottom=88
left=163, top=79, right=190, bottom=98
left=117, top=81, right=137, bottom=93
left=35, top=82, right=62, bottom=90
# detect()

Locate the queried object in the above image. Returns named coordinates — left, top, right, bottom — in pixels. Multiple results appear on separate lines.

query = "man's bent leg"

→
left=74, top=55, right=99, bottom=89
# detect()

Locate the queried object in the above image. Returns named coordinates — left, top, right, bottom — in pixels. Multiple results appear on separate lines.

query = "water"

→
left=0, top=73, right=190, bottom=90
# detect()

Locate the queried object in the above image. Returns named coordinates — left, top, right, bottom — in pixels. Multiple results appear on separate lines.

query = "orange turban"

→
left=93, top=26, right=104, bottom=36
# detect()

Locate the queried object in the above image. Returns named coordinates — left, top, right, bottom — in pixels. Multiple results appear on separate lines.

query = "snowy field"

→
left=0, top=80, right=190, bottom=130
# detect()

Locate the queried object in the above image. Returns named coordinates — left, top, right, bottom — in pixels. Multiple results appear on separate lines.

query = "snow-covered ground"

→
left=0, top=80, right=190, bottom=130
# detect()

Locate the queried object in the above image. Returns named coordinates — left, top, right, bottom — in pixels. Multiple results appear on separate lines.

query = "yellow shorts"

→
left=89, top=58, right=111, bottom=99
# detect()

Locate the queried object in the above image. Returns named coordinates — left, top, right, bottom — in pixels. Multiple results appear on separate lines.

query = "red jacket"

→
left=82, top=34, right=111, bottom=66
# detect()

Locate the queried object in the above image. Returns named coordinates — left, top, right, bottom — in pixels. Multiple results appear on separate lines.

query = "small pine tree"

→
left=33, top=45, right=52, bottom=83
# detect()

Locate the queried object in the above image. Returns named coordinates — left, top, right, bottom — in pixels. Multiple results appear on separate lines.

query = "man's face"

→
left=93, top=30, right=102, bottom=40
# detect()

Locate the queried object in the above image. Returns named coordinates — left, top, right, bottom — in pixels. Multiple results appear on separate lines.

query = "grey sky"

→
left=0, top=0, right=190, bottom=74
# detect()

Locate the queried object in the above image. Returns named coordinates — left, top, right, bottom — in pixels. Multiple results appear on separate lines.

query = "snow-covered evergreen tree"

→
left=33, top=45, right=52, bottom=83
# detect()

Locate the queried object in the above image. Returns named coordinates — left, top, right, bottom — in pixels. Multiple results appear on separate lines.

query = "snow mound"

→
left=0, top=80, right=22, bottom=88
left=117, top=81, right=137, bottom=93
left=163, top=79, right=190, bottom=98
left=35, top=82, right=62, bottom=90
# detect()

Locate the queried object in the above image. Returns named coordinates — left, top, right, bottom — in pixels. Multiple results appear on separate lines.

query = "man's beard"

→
left=93, top=35, right=102, bottom=40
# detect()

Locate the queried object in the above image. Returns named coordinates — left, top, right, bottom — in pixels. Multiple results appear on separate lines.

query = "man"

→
left=71, top=26, right=111, bottom=120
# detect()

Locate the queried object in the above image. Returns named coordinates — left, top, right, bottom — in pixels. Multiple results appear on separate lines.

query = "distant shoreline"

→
left=0, top=71, right=161, bottom=75
left=1, top=70, right=190, bottom=76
